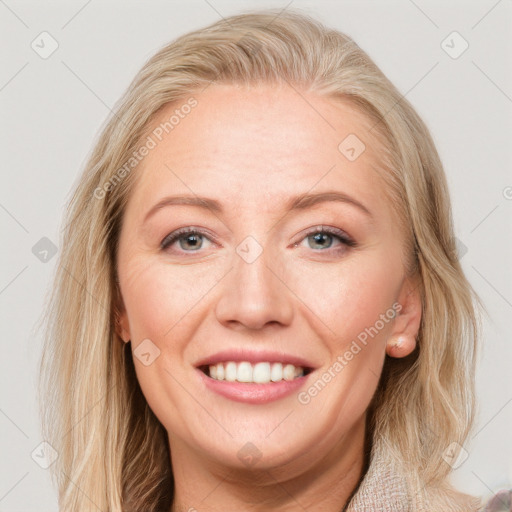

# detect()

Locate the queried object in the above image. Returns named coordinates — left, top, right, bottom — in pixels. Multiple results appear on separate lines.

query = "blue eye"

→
left=160, top=225, right=356, bottom=255
left=307, top=232, right=336, bottom=249
left=161, top=228, right=212, bottom=252
left=301, top=226, right=356, bottom=252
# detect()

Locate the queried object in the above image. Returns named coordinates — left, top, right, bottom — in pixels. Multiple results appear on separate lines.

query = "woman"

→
left=39, top=9, right=486, bottom=511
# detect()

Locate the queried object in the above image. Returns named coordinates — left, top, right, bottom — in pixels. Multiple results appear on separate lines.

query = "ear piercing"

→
left=386, top=336, right=415, bottom=358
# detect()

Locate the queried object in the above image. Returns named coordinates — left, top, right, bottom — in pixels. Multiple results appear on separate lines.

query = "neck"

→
left=169, top=415, right=367, bottom=512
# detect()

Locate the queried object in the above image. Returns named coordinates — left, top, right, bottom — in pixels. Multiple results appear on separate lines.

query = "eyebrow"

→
left=143, top=191, right=373, bottom=222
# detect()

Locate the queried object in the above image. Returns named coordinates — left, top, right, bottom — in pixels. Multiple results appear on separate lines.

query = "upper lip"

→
left=194, top=349, right=317, bottom=370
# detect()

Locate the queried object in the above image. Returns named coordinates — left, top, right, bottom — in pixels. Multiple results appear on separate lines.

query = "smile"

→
left=201, top=361, right=311, bottom=383
left=195, top=350, right=316, bottom=404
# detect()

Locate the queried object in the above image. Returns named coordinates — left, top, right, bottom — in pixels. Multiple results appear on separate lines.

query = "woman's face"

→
left=116, top=83, right=420, bottom=475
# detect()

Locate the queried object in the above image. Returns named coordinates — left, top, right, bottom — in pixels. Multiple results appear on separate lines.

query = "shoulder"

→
left=481, top=489, right=512, bottom=511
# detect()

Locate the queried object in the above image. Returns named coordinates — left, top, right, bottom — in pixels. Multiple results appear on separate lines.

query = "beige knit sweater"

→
left=345, top=451, right=410, bottom=511
left=345, top=438, right=485, bottom=512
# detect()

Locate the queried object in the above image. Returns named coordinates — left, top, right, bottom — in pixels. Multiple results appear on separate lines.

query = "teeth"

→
left=237, top=362, right=252, bottom=382
left=270, top=362, right=282, bottom=382
left=283, top=364, right=296, bottom=381
left=225, top=361, right=237, bottom=382
left=207, top=361, right=305, bottom=383
left=253, top=362, right=271, bottom=383
left=216, top=363, right=225, bottom=381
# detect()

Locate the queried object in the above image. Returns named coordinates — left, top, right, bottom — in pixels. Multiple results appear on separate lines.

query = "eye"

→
left=160, top=225, right=356, bottom=255
left=161, top=227, right=215, bottom=252
left=297, top=225, right=356, bottom=253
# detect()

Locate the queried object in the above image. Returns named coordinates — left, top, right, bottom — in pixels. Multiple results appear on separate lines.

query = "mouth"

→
left=198, top=361, right=314, bottom=384
left=194, top=350, right=316, bottom=404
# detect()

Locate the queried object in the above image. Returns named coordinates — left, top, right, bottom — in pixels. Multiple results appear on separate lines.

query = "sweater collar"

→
left=345, top=438, right=411, bottom=511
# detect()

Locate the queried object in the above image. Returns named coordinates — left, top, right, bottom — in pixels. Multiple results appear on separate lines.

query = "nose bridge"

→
left=235, top=235, right=276, bottom=293
left=214, top=234, right=294, bottom=330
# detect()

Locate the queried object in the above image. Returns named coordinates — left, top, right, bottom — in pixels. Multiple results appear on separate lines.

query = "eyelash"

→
left=160, top=225, right=356, bottom=255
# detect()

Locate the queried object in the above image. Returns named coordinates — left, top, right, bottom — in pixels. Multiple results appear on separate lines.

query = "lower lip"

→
left=197, top=369, right=310, bottom=404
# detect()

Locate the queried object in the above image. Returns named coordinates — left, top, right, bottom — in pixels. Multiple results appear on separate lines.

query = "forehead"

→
left=128, top=83, right=391, bottom=219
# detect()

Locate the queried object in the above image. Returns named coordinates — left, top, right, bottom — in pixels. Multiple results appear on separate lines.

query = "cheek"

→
left=120, top=258, right=225, bottom=344
left=292, top=256, right=400, bottom=431
left=289, top=251, right=402, bottom=350
left=119, top=259, right=228, bottom=437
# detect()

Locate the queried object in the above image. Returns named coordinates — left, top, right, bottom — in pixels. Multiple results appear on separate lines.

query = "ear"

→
left=113, top=287, right=131, bottom=343
left=386, top=274, right=422, bottom=358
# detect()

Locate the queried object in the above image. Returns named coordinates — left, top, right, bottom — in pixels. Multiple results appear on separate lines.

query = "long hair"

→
left=38, top=9, right=481, bottom=511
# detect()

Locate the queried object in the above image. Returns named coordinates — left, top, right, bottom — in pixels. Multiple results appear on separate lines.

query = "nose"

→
left=214, top=245, right=294, bottom=331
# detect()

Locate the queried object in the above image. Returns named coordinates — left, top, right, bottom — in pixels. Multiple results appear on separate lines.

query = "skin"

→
left=116, top=83, right=422, bottom=511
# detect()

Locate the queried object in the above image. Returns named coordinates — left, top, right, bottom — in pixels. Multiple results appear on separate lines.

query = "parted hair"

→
left=39, top=9, right=481, bottom=511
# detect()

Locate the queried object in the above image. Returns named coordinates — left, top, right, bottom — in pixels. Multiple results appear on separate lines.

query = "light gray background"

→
left=1, top=1, right=511, bottom=510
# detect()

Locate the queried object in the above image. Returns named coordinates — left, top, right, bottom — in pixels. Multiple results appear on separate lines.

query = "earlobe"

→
left=386, top=275, right=422, bottom=359
left=115, top=312, right=131, bottom=343
left=113, top=292, right=131, bottom=343
left=385, top=334, right=417, bottom=358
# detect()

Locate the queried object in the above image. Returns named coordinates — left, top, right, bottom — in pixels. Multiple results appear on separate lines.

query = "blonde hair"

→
left=39, top=9, right=482, bottom=511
